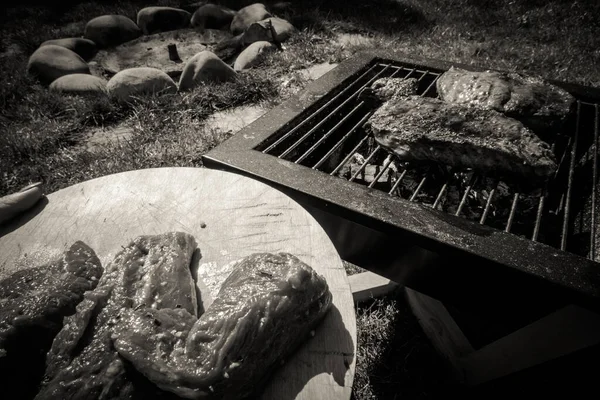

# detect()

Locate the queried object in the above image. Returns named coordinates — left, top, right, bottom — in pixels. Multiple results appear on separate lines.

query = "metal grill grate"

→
left=256, top=60, right=600, bottom=262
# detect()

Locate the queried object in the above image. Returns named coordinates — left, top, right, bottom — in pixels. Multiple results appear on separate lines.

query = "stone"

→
left=191, top=4, right=236, bottom=30
left=178, top=51, right=236, bottom=91
left=40, top=38, right=97, bottom=61
left=242, top=17, right=295, bottom=45
left=93, top=28, right=232, bottom=80
left=137, top=7, right=191, bottom=35
left=107, top=67, right=177, bottom=101
left=234, top=41, right=276, bottom=71
left=84, top=15, right=142, bottom=48
left=49, top=74, right=107, bottom=95
left=27, top=45, right=90, bottom=85
left=241, top=22, right=271, bottom=46
left=230, top=3, right=272, bottom=35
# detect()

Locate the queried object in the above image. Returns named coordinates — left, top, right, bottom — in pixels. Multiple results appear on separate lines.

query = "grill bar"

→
left=433, top=182, right=448, bottom=210
left=261, top=63, right=379, bottom=154
left=277, top=64, right=394, bottom=159
left=388, top=65, right=406, bottom=79
left=388, top=169, right=407, bottom=196
left=422, top=75, right=440, bottom=96
left=590, top=105, right=599, bottom=259
left=350, top=145, right=381, bottom=182
left=312, top=112, right=373, bottom=170
left=312, top=66, right=419, bottom=171
left=532, top=194, right=546, bottom=241
left=505, top=193, right=520, bottom=233
left=294, top=102, right=364, bottom=164
left=561, top=101, right=581, bottom=251
left=409, top=177, right=427, bottom=202
left=368, top=155, right=394, bottom=189
left=455, top=175, right=478, bottom=217
left=330, top=130, right=371, bottom=176
left=479, top=181, right=498, bottom=225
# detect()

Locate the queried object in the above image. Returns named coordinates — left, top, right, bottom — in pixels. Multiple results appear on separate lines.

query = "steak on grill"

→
left=111, top=252, right=333, bottom=400
left=0, top=241, right=103, bottom=400
left=436, top=67, right=575, bottom=137
left=37, top=232, right=198, bottom=400
left=365, top=95, right=558, bottom=182
left=358, top=77, right=419, bottom=106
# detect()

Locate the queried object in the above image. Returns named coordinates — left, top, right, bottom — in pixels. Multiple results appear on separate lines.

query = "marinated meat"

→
left=111, top=252, right=333, bottom=400
left=365, top=95, right=558, bottom=182
left=36, top=232, right=197, bottom=400
left=358, top=77, right=419, bottom=106
left=436, top=67, right=575, bottom=136
left=0, top=241, right=102, bottom=400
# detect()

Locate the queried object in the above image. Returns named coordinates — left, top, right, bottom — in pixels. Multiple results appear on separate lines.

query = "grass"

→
left=2, top=0, right=600, bottom=399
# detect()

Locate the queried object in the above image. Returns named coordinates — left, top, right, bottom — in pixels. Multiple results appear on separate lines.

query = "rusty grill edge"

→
left=203, top=51, right=600, bottom=313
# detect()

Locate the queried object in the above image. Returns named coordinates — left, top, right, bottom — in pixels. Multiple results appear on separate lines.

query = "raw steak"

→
left=111, top=252, right=333, bottom=400
left=0, top=241, right=102, bottom=400
left=36, top=232, right=197, bottom=400
left=365, top=95, right=558, bottom=182
left=436, top=67, right=575, bottom=137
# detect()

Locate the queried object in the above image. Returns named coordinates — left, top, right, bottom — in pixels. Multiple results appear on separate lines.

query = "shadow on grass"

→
left=352, top=291, right=451, bottom=400
left=219, top=0, right=429, bottom=34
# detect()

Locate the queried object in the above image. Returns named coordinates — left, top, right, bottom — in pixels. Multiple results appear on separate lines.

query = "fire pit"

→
left=203, top=50, right=600, bottom=315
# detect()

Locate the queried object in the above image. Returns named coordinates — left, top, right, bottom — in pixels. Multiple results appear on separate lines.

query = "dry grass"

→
left=2, top=1, right=600, bottom=399
left=351, top=292, right=453, bottom=400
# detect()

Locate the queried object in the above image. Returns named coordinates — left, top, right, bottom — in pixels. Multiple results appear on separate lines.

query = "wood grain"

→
left=0, top=167, right=356, bottom=400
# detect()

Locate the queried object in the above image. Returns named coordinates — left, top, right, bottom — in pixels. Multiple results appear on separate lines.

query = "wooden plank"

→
left=0, top=167, right=357, bottom=400
left=405, top=287, right=474, bottom=382
left=460, top=304, right=600, bottom=386
left=348, top=271, right=399, bottom=303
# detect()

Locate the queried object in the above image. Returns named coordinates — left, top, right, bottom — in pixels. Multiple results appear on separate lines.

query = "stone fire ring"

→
left=92, top=28, right=233, bottom=79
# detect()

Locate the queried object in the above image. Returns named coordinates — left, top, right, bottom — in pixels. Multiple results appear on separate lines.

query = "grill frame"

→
left=203, top=50, right=600, bottom=313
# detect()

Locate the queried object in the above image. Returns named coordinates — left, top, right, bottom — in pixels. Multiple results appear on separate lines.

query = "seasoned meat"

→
left=111, top=252, right=333, bottom=400
left=365, top=95, right=558, bottom=182
left=436, top=67, right=575, bottom=137
left=358, top=77, right=419, bottom=106
left=36, top=232, right=197, bottom=400
left=0, top=241, right=102, bottom=400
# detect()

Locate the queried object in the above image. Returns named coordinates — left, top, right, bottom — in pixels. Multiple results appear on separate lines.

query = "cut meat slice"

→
left=112, top=252, right=333, bottom=400
left=37, top=232, right=198, bottom=400
left=358, top=77, right=419, bottom=106
left=365, top=95, right=558, bottom=182
left=0, top=241, right=103, bottom=400
left=436, top=67, right=575, bottom=137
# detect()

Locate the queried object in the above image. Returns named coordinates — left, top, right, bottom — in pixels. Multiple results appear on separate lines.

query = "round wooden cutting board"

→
left=0, top=167, right=356, bottom=400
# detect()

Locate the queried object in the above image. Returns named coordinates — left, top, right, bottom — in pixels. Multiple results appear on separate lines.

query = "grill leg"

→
left=406, top=289, right=600, bottom=387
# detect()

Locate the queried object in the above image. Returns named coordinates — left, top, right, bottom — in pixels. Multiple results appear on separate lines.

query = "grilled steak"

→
left=111, top=252, right=333, bottom=400
left=36, top=232, right=197, bottom=400
left=358, top=77, right=419, bottom=106
left=365, top=95, right=558, bottom=182
left=436, top=67, right=575, bottom=137
left=0, top=241, right=102, bottom=400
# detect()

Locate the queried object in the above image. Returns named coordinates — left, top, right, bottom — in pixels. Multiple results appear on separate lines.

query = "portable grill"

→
left=203, top=50, right=600, bottom=315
